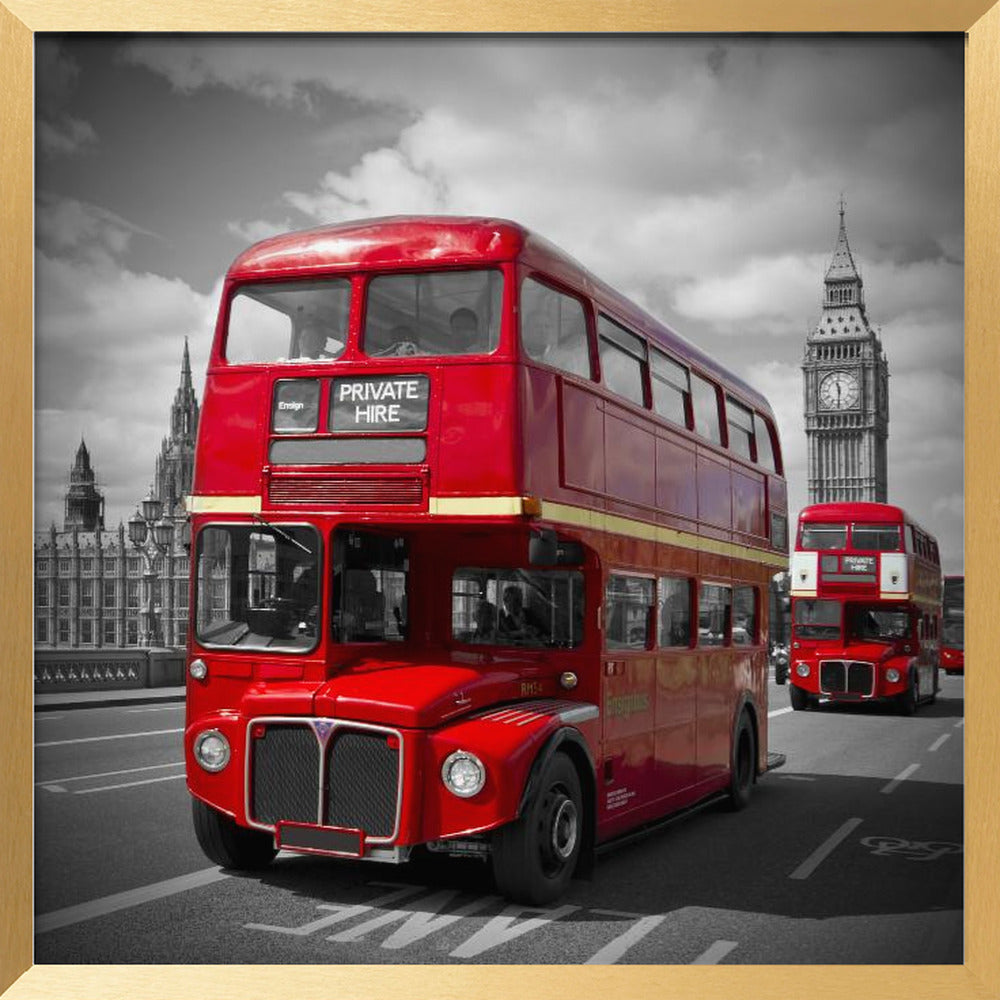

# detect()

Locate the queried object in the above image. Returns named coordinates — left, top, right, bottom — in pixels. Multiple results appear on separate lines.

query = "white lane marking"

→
left=75, top=774, right=187, bottom=795
left=246, top=885, right=425, bottom=936
left=35, top=761, right=184, bottom=787
left=34, top=714, right=65, bottom=721
left=35, top=727, right=183, bottom=748
left=449, top=903, right=579, bottom=959
left=125, top=704, right=185, bottom=714
left=789, top=817, right=863, bottom=880
left=692, top=939, right=738, bottom=964
left=42, top=785, right=67, bottom=793
left=881, top=763, right=920, bottom=795
left=585, top=913, right=666, bottom=964
left=928, top=733, right=951, bottom=752
left=768, top=706, right=793, bottom=718
left=954, top=719, right=965, bottom=729
left=328, top=890, right=499, bottom=946
left=778, top=775, right=816, bottom=782
left=35, top=866, right=228, bottom=934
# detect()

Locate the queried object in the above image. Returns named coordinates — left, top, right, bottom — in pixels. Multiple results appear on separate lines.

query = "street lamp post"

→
left=128, top=490, right=175, bottom=648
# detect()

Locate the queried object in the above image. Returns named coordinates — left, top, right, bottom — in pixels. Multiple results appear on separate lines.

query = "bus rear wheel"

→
left=727, top=711, right=756, bottom=811
left=789, top=684, right=811, bottom=711
left=192, top=798, right=277, bottom=870
left=492, top=752, right=582, bottom=905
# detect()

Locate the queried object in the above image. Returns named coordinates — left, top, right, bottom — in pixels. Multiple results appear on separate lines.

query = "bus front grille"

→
left=820, top=660, right=875, bottom=696
left=324, top=731, right=400, bottom=837
left=268, top=475, right=424, bottom=506
left=250, top=724, right=320, bottom=825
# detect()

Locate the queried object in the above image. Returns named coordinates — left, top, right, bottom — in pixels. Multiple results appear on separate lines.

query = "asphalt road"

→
left=34, top=672, right=964, bottom=964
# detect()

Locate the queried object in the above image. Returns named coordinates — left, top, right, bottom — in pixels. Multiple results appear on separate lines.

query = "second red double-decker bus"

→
left=788, top=502, right=941, bottom=713
left=941, top=575, right=964, bottom=674
left=184, top=216, right=788, bottom=904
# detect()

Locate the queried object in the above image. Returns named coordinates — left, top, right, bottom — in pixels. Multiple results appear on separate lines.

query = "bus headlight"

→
left=441, top=750, right=486, bottom=798
left=189, top=658, right=208, bottom=681
left=886, top=668, right=901, bottom=683
left=795, top=662, right=811, bottom=678
left=194, top=730, right=230, bottom=772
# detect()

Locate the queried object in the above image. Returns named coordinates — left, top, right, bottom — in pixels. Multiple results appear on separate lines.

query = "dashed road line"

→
left=881, top=763, right=920, bottom=795
left=75, top=773, right=187, bottom=795
left=768, top=706, right=793, bottom=718
left=585, top=912, right=666, bottom=964
left=789, top=817, right=863, bottom=880
left=36, top=761, right=184, bottom=787
left=692, top=939, right=738, bottom=964
left=35, top=727, right=183, bottom=748
left=778, top=775, right=816, bottom=782
left=36, top=866, right=228, bottom=934
left=954, top=719, right=964, bottom=729
left=125, top=704, right=185, bottom=714
left=928, top=733, right=951, bottom=752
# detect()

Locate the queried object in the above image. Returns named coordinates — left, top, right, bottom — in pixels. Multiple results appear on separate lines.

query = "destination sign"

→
left=330, top=375, right=429, bottom=433
left=842, top=555, right=876, bottom=574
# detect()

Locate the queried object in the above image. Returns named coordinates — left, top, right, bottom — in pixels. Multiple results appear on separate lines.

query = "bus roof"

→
left=798, top=502, right=915, bottom=526
left=227, top=215, right=772, bottom=414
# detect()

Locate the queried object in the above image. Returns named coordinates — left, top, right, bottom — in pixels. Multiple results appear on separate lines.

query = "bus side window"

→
left=605, top=575, right=654, bottom=649
left=698, top=584, right=731, bottom=646
left=657, top=576, right=692, bottom=647
left=520, top=277, right=591, bottom=379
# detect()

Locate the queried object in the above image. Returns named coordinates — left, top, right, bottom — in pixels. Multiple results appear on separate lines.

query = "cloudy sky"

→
left=34, top=34, right=964, bottom=573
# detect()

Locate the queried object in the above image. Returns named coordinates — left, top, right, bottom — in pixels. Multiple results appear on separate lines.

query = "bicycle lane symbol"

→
left=860, top=836, right=963, bottom=862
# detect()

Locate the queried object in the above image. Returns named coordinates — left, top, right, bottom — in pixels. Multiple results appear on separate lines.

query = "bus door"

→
left=601, top=574, right=657, bottom=820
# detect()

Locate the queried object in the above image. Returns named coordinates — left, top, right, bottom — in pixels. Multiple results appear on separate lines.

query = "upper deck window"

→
left=690, top=373, right=723, bottom=445
left=226, top=280, right=350, bottom=364
left=363, top=269, right=502, bottom=358
left=755, top=413, right=778, bottom=473
left=726, top=397, right=755, bottom=462
left=800, top=523, right=848, bottom=550
left=597, top=315, right=647, bottom=407
left=851, top=524, right=901, bottom=551
left=520, top=277, right=591, bottom=378
left=650, top=350, right=689, bottom=428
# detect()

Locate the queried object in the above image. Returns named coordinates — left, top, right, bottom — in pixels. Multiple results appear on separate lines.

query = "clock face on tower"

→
left=819, top=371, right=860, bottom=410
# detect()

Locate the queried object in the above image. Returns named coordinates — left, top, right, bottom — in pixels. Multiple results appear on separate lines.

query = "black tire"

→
left=492, top=752, right=583, bottom=905
left=928, top=666, right=939, bottom=704
left=897, top=669, right=919, bottom=716
left=775, top=663, right=788, bottom=685
left=192, top=797, right=277, bottom=870
left=789, top=683, right=811, bottom=711
left=727, top=711, right=756, bottom=811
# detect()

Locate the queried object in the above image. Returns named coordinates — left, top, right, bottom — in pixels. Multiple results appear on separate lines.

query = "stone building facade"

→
left=34, top=341, right=200, bottom=650
left=803, top=202, right=890, bottom=503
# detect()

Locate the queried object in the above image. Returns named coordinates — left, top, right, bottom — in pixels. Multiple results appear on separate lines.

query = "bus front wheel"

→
left=192, top=798, right=277, bottom=870
left=492, top=752, right=583, bottom=905
left=789, top=684, right=811, bottom=711
left=897, top=671, right=919, bottom=716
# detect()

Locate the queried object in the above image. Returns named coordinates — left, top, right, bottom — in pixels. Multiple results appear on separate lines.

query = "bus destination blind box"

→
left=331, top=375, right=429, bottom=432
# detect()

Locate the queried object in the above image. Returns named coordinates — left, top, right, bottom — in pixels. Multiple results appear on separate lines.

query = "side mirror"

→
left=529, top=528, right=558, bottom=566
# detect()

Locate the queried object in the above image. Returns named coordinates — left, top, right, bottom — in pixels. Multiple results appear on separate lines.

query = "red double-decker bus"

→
left=184, top=216, right=788, bottom=904
left=941, top=575, right=964, bottom=674
left=788, top=502, right=942, bottom=713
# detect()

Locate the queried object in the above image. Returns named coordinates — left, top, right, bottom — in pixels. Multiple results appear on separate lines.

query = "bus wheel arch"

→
left=492, top=728, right=595, bottom=903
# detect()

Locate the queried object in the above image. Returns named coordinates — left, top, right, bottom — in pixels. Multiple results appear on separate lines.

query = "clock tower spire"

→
left=803, top=201, right=889, bottom=503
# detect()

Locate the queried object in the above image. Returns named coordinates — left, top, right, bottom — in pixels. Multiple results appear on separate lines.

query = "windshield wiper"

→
left=252, top=513, right=312, bottom=554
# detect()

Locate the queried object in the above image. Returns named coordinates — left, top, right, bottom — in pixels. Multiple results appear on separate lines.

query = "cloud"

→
left=35, top=39, right=98, bottom=156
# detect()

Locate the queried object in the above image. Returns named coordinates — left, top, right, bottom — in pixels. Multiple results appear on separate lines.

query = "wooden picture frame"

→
left=2, top=3, right=996, bottom=997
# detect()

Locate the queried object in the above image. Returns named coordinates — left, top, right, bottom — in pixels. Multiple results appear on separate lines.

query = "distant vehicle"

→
left=771, top=643, right=789, bottom=685
left=788, top=502, right=941, bottom=714
left=941, top=575, right=964, bottom=674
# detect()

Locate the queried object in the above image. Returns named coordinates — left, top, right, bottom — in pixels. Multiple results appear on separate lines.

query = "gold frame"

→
left=2, top=5, right=996, bottom=997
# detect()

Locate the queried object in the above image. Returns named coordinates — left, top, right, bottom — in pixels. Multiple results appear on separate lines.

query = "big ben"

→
left=803, top=200, right=889, bottom=503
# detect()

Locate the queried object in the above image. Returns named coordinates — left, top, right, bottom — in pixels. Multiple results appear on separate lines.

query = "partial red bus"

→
left=788, top=502, right=941, bottom=713
left=184, top=216, right=788, bottom=904
left=941, top=575, right=964, bottom=674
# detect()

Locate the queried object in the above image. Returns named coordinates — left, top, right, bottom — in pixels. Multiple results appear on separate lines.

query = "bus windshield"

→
left=793, top=598, right=841, bottom=639
left=452, top=568, right=584, bottom=648
left=226, top=280, right=351, bottom=363
left=942, top=620, right=964, bottom=649
left=363, top=269, right=503, bottom=357
left=195, top=524, right=320, bottom=650
left=849, top=605, right=911, bottom=641
left=800, top=524, right=847, bottom=550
